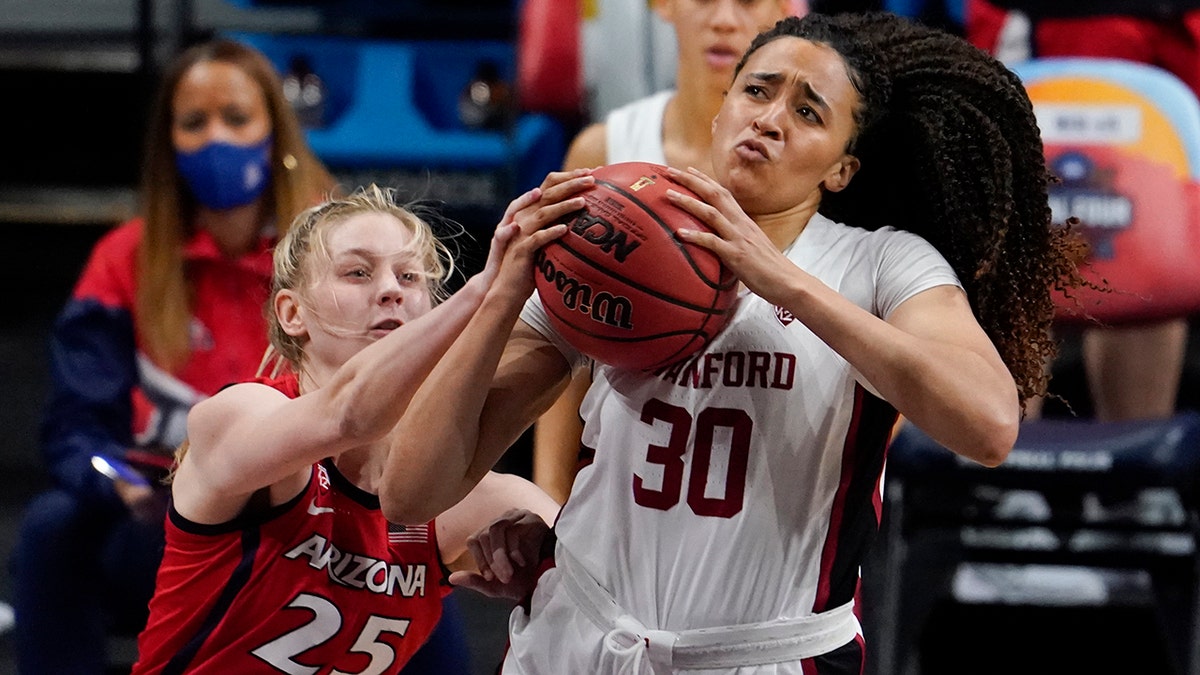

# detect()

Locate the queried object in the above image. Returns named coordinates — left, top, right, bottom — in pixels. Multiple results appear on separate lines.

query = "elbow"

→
left=380, top=484, right=449, bottom=526
left=967, top=407, right=1019, bottom=468
left=972, top=441, right=1013, bottom=468
left=381, top=464, right=487, bottom=525
left=929, top=395, right=1018, bottom=468
left=380, top=486, right=420, bottom=525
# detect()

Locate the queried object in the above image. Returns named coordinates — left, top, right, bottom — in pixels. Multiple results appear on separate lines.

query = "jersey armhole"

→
left=167, top=467, right=314, bottom=536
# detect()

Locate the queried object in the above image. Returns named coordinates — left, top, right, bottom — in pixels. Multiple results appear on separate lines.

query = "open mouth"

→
left=372, top=319, right=402, bottom=331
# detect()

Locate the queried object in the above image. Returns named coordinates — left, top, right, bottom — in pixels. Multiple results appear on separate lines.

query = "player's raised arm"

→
left=381, top=170, right=594, bottom=525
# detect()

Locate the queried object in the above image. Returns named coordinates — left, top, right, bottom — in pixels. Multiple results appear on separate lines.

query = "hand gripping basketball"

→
left=534, top=162, right=739, bottom=371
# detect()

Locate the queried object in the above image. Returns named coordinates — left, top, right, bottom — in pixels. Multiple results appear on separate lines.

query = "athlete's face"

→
left=171, top=60, right=272, bottom=152
left=656, top=0, right=790, bottom=86
left=282, top=212, right=434, bottom=367
left=710, top=37, right=861, bottom=216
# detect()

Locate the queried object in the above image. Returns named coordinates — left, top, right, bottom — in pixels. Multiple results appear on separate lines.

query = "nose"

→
left=189, top=117, right=240, bottom=147
left=207, top=121, right=239, bottom=145
left=709, top=0, right=739, bottom=31
left=377, top=271, right=405, bottom=306
left=752, top=101, right=785, bottom=140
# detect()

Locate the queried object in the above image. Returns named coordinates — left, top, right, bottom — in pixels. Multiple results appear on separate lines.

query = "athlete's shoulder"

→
left=564, top=122, right=607, bottom=171
left=802, top=213, right=935, bottom=254
left=605, top=89, right=672, bottom=122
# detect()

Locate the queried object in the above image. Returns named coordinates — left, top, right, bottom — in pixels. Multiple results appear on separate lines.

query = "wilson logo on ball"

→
left=535, top=250, right=634, bottom=329
left=534, top=161, right=738, bottom=371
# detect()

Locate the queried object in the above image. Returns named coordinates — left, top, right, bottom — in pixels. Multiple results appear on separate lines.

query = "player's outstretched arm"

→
left=381, top=171, right=595, bottom=525
left=173, top=191, right=558, bottom=525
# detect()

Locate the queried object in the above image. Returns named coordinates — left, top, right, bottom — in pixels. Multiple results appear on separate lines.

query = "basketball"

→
left=534, top=161, right=738, bottom=371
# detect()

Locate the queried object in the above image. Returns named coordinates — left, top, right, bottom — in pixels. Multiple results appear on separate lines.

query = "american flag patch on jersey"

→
left=387, top=522, right=429, bottom=545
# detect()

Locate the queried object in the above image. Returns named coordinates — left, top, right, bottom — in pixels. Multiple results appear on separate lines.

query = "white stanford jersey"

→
left=520, top=213, right=960, bottom=652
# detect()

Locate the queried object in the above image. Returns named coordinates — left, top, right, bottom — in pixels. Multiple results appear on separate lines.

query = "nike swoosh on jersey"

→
left=307, top=498, right=335, bottom=516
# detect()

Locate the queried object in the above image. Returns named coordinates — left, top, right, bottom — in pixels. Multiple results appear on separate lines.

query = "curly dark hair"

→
left=736, top=12, right=1088, bottom=406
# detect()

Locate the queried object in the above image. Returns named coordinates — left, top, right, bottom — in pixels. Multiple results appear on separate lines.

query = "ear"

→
left=822, top=154, right=860, bottom=193
left=275, top=289, right=308, bottom=339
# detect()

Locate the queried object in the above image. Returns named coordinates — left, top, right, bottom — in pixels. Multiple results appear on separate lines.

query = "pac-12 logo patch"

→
left=774, top=305, right=795, bottom=326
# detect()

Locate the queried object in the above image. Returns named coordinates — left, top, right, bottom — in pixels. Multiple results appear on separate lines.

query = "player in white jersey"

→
left=382, top=12, right=1088, bottom=674
left=535, top=0, right=797, bottom=504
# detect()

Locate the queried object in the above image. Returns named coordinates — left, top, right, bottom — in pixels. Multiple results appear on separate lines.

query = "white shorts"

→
left=501, top=546, right=860, bottom=675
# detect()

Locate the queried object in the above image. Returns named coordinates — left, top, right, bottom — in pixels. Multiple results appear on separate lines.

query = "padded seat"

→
left=870, top=57, right=1200, bottom=675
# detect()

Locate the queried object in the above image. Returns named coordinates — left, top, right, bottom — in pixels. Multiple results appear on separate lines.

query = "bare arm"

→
left=175, top=276, right=492, bottom=523
left=382, top=171, right=598, bottom=524
left=528, top=123, right=607, bottom=502
left=668, top=167, right=1019, bottom=466
left=435, top=470, right=561, bottom=571
left=174, top=191, right=554, bottom=524
left=383, top=318, right=571, bottom=525
left=531, top=370, right=590, bottom=504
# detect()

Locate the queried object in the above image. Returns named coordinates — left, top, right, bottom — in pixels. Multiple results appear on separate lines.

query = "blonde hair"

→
left=137, top=39, right=337, bottom=373
left=264, top=184, right=456, bottom=375
left=170, top=185, right=454, bottom=481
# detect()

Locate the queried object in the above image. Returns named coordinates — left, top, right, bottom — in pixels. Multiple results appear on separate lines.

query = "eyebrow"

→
left=335, top=247, right=419, bottom=263
left=747, top=71, right=831, bottom=113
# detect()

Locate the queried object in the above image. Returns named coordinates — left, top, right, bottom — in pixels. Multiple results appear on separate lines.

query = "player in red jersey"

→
left=131, top=184, right=568, bottom=674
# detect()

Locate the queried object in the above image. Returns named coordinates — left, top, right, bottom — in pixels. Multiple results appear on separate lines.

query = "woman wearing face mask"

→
left=7, top=40, right=339, bottom=674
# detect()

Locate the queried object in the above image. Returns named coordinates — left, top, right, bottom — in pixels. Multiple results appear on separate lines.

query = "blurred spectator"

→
left=579, top=0, right=808, bottom=120
left=6, top=39, right=341, bottom=674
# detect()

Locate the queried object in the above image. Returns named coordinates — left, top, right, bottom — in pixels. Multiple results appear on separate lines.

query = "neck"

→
left=194, top=198, right=268, bottom=257
left=673, top=77, right=725, bottom=136
left=662, top=65, right=729, bottom=175
left=751, top=194, right=823, bottom=251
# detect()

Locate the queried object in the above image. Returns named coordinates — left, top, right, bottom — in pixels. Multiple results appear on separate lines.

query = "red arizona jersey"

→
left=132, top=378, right=450, bottom=674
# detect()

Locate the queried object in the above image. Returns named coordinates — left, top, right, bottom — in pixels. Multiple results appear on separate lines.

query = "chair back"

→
left=1014, top=57, right=1200, bottom=324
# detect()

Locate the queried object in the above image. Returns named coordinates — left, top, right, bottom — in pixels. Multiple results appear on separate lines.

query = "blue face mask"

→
left=175, top=135, right=273, bottom=210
